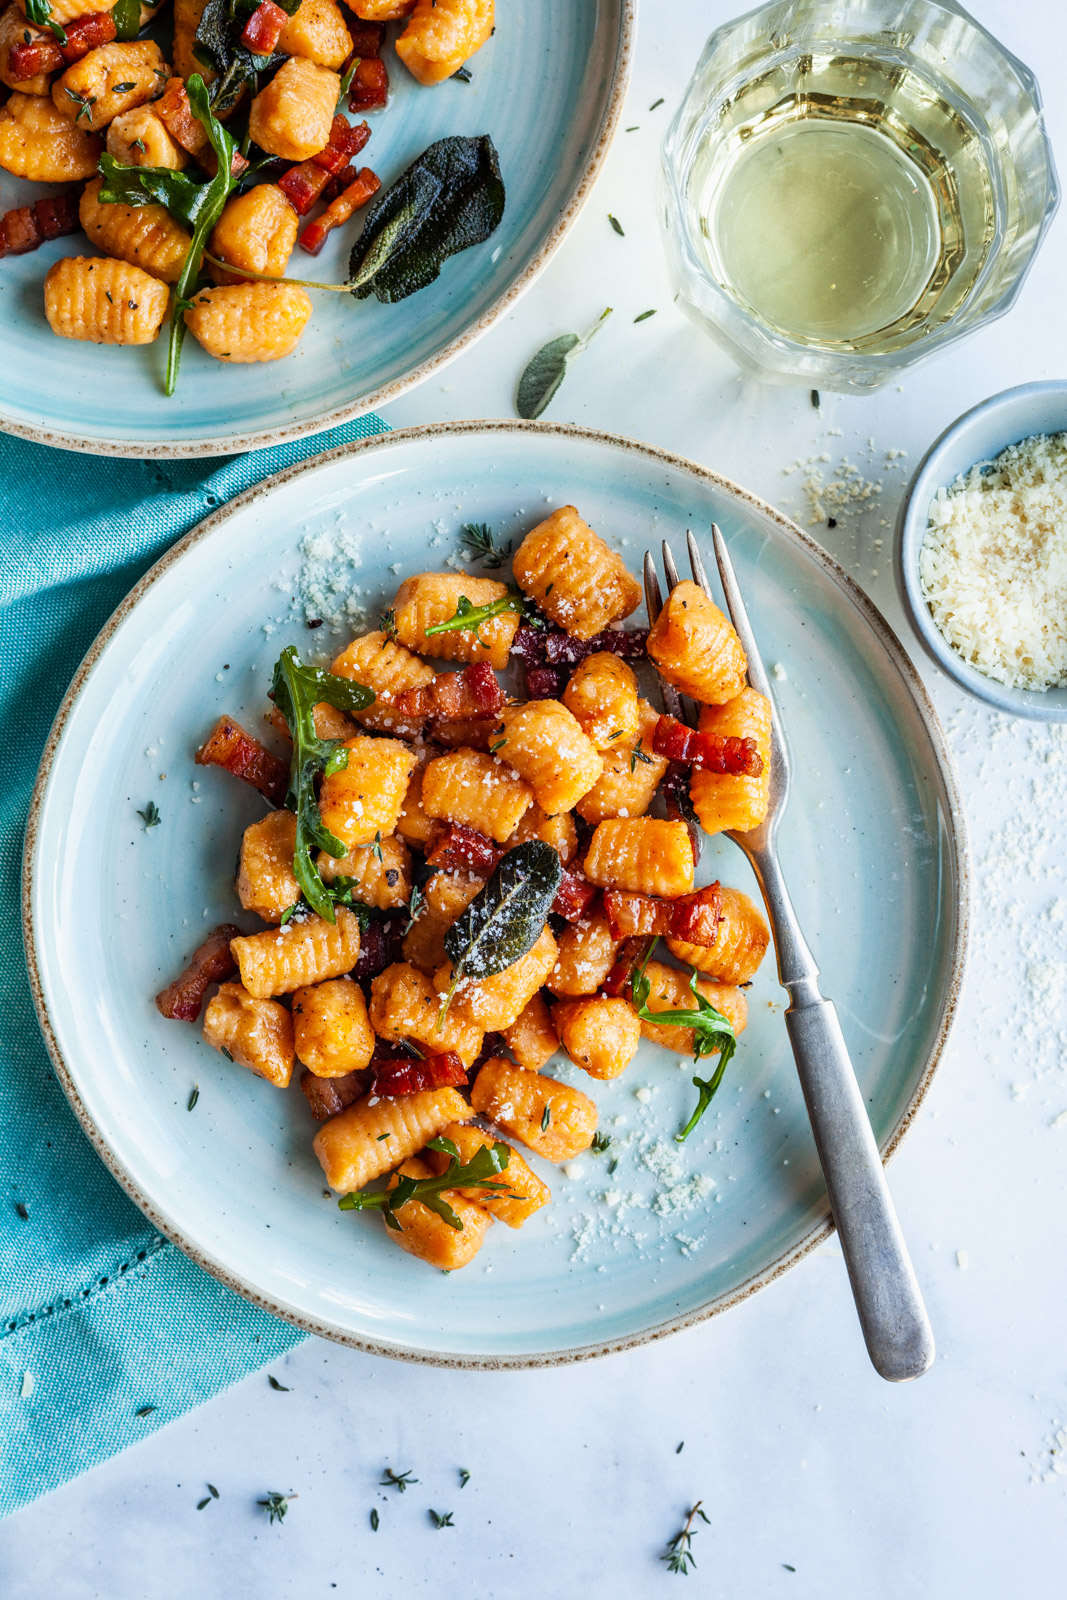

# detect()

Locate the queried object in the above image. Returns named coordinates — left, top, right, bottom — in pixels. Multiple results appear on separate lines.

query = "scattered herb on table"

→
left=370, top=1508, right=380, bottom=1530
left=268, top=1374, right=290, bottom=1391
left=453, top=65, right=472, bottom=82
left=630, top=939, right=737, bottom=1141
left=459, top=1469, right=471, bottom=1488
left=676, top=1441, right=684, bottom=1454
left=783, top=1564, right=797, bottom=1573
left=650, top=97, right=664, bottom=110
left=380, top=1467, right=418, bottom=1492
left=14, top=1201, right=29, bottom=1220
left=634, top=309, right=657, bottom=323
left=137, top=801, right=162, bottom=830
left=458, top=521, right=510, bottom=568
left=187, top=1085, right=199, bottom=1111
left=196, top=1484, right=219, bottom=1510
left=258, top=1491, right=296, bottom=1524
left=134, top=1404, right=156, bottom=1418
left=342, top=1137, right=514, bottom=1232
left=662, top=1502, right=709, bottom=1575
left=810, top=389, right=820, bottom=409
left=270, top=645, right=375, bottom=923
left=429, top=1510, right=454, bottom=1528
left=516, top=307, right=612, bottom=420
left=437, top=841, right=562, bottom=1024
left=608, top=213, right=624, bottom=235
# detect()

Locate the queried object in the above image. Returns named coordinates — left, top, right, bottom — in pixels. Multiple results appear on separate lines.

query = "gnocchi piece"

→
left=0, top=9, right=51, bottom=96
left=317, top=735, right=416, bottom=849
left=421, top=748, right=533, bottom=844
left=248, top=56, right=339, bottom=162
left=313, top=1085, right=472, bottom=1191
left=646, top=579, right=748, bottom=706
left=553, top=996, right=641, bottom=1080
left=330, top=630, right=435, bottom=737
left=584, top=818, right=695, bottom=899
left=44, top=256, right=168, bottom=345
left=384, top=1157, right=493, bottom=1270
left=562, top=652, right=640, bottom=751
left=172, top=0, right=207, bottom=80
left=0, top=92, right=102, bottom=182
left=689, top=688, right=773, bottom=836
left=396, top=0, right=494, bottom=87
left=79, top=176, right=192, bottom=285
left=395, top=750, right=439, bottom=849
left=269, top=700, right=356, bottom=744
left=503, top=992, right=560, bottom=1071
left=183, top=283, right=313, bottom=364
left=401, top=871, right=482, bottom=973
left=471, top=1059, right=598, bottom=1163
left=52, top=41, right=168, bottom=133
left=492, top=701, right=603, bottom=816
left=505, top=802, right=578, bottom=864
left=106, top=104, right=189, bottom=169
left=203, top=981, right=295, bottom=1087
left=435, top=925, right=558, bottom=1032
left=292, top=976, right=376, bottom=1077
left=351, top=0, right=415, bottom=16
left=426, top=1123, right=550, bottom=1228
left=278, top=0, right=353, bottom=68
left=636, top=960, right=748, bottom=1055
left=208, top=184, right=299, bottom=286
left=368, top=962, right=483, bottom=1068
left=17, top=0, right=119, bottom=20
left=575, top=700, right=669, bottom=825
left=512, top=506, right=642, bottom=641
left=666, top=886, right=770, bottom=986
left=231, top=907, right=362, bottom=999
left=316, top=833, right=412, bottom=911
left=546, top=912, right=618, bottom=998
left=392, top=573, right=519, bottom=670
left=237, top=809, right=301, bottom=923
left=427, top=716, right=497, bottom=753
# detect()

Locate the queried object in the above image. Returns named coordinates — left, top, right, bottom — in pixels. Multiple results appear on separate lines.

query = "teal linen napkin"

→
left=0, top=415, right=386, bottom=1519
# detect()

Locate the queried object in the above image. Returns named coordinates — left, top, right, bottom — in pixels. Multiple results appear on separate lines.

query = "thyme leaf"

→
left=429, top=1510, right=454, bottom=1528
left=137, top=801, right=161, bottom=829
left=267, top=1374, right=290, bottom=1391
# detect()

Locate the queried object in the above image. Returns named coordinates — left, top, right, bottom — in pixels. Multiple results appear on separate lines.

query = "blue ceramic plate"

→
left=25, top=423, right=968, bottom=1365
left=0, top=4, right=632, bottom=457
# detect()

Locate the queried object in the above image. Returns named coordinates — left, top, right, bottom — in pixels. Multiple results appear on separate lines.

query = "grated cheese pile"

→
left=919, top=431, right=1067, bottom=691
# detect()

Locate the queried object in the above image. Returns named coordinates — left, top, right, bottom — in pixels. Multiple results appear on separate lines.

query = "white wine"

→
left=687, top=54, right=996, bottom=355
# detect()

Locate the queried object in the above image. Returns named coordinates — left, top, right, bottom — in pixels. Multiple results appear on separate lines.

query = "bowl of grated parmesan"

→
left=896, top=380, right=1067, bottom=720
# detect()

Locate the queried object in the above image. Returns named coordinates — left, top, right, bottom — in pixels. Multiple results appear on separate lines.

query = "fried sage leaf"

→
left=348, top=135, right=505, bottom=304
left=437, top=840, right=561, bottom=1022
left=270, top=646, right=375, bottom=924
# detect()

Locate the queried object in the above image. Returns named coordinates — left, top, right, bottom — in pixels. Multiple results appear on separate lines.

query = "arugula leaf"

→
left=517, top=308, right=612, bottom=421
left=112, top=0, right=141, bottom=40
left=438, top=841, right=561, bottom=1023
left=424, top=588, right=538, bottom=640
left=270, top=645, right=375, bottom=923
left=348, top=135, right=505, bottom=304
left=162, top=74, right=241, bottom=396
left=339, top=1137, right=514, bottom=1231
left=630, top=938, right=737, bottom=1142
left=22, top=0, right=50, bottom=23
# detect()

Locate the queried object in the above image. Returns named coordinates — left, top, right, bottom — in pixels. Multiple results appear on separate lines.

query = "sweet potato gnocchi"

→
left=159, top=504, right=774, bottom=1274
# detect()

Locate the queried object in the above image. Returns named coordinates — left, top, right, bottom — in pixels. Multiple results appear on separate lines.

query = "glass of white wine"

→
left=660, top=0, right=1059, bottom=391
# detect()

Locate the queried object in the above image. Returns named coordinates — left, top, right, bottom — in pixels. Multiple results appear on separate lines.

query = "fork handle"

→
left=752, top=855, right=935, bottom=1382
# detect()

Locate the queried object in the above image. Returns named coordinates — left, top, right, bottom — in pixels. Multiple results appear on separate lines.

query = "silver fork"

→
left=643, top=528, right=935, bottom=1383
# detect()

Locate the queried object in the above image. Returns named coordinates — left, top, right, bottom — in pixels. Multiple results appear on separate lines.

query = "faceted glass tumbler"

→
left=660, top=0, right=1059, bottom=391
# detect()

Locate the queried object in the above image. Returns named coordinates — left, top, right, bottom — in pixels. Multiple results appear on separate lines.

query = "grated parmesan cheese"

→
left=919, top=432, right=1067, bottom=691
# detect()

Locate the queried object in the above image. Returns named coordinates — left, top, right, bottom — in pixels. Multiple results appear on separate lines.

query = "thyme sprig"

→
left=458, top=521, right=510, bottom=568
left=137, top=800, right=161, bottom=830
left=380, top=1467, right=418, bottom=1492
left=340, top=1137, right=514, bottom=1231
left=630, top=939, right=737, bottom=1141
left=258, top=1491, right=297, bottom=1524
left=662, top=1502, right=709, bottom=1575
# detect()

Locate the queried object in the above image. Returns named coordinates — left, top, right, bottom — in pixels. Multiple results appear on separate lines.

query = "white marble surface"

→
left=4, top=1, right=1067, bottom=1591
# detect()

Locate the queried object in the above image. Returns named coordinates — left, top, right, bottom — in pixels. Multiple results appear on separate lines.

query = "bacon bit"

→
left=395, top=662, right=505, bottom=724
left=653, top=714, right=763, bottom=777
left=298, top=167, right=380, bottom=256
left=240, top=0, right=288, bottom=54
left=473, top=1031, right=507, bottom=1070
left=156, top=77, right=209, bottom=154
left=425, top=823, right=595, bottom=923
left=524, top=665, right=567, bottom=700
left=9, top=10, right=116, bottom=77
left=600, top=936, right=649, bottom=999
left=277, top=160, right=332, bottom=215
left=351, top=913, right=405, bottom=980
left=0, top=191, right=81, bottom=259
left=300, top=1067, right=369, bottom=1121
left=543, top=627, right=650, bottom=667
left=511, top=624, right=549, bottom=666
left=347, top=21, right=385, bottom=56
left=370, top=1050, right=467, bottom=1097
left=195, top=715, right=289, bottom=806
left=311, top=115, right=371, bottom=175
left=155, top=925, right=241, bottom=1021
left=348, top=55, right=388, bottom=112
left=8, top=37, right=61, bottom=78
left=603, top=883, right=722, bottom=946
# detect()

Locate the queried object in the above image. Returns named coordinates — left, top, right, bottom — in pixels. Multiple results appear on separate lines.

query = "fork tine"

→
left=661, top=539, right=682, bottom=593
left=694, top=526, right=774, bottom=703
left=642, top=549, right=663, bottom=625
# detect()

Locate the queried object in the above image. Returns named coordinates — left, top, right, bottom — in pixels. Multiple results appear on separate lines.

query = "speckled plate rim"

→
left=22, top=420, right=970, bottom=1368
left=0, top=3, right=635, bottom=461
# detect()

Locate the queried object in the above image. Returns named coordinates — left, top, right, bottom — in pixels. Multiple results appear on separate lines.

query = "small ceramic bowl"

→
left=896, top=380, right=1067, bottom=721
